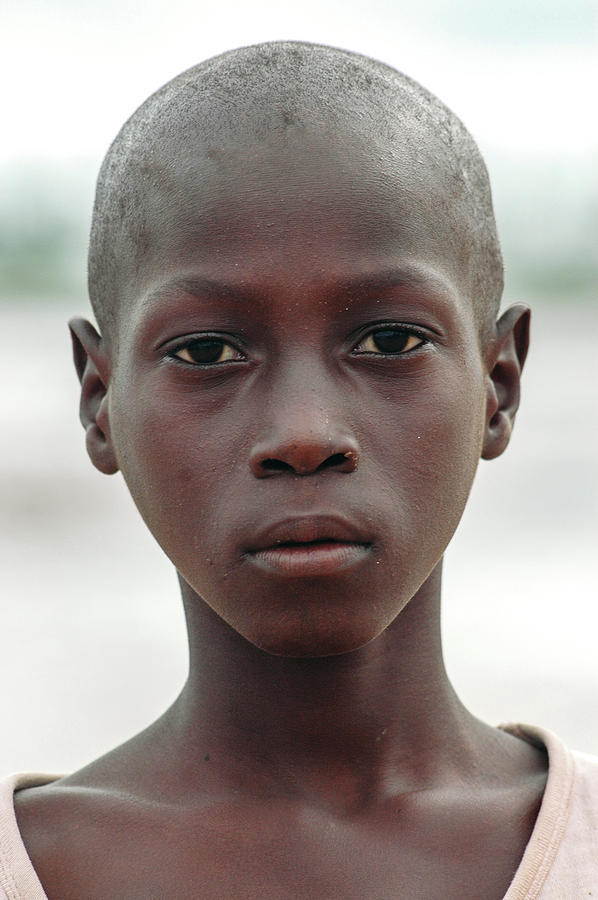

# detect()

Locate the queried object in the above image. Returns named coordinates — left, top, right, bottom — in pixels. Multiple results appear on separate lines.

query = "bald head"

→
left=88, top=41, right=503, bottom=345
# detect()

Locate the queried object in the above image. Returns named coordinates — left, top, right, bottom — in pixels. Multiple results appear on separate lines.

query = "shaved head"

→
left=88, top=41, right=503, bottom=346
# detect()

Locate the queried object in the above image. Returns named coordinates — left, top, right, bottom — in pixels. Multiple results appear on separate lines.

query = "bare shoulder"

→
left=12, top=732, right=549, bottom=900
left=14, top=777, right=160, bottom=900
left=11, top=721, right=551, bottom=900
left=14, top=774, right=250, bottom=900
left=15, top=773, right=334, bottom=900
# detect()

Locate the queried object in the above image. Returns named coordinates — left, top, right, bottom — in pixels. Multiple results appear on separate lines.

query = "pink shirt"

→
left=1, top=725, right=596, bottom=899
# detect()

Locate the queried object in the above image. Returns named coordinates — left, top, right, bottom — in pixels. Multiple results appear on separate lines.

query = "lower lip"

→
left=248, top=541, right=371, bottom=577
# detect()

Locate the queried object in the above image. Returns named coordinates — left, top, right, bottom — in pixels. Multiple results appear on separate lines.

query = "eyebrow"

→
left=144, top=265, right=455, bottom=308
left=337, top=266, right=454, bottom=299
left=143, top=276, right=262, bottom=309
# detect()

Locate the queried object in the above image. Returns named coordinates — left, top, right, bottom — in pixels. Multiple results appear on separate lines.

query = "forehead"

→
left=133, top=125, right=472, bottom=285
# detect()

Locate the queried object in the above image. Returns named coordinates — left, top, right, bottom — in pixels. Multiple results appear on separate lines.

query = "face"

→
left=105, top=124, right=488, bottom=657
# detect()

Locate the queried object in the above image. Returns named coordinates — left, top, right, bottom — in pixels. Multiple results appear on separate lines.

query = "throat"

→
left=171, top=576, right=472, bottom=809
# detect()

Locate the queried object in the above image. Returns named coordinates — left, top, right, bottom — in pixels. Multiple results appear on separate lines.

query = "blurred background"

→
left=1, top=0, right=596, bottom=773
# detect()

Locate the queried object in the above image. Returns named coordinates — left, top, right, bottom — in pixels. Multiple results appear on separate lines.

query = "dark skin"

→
left=15, top=122, right=546, bottom=899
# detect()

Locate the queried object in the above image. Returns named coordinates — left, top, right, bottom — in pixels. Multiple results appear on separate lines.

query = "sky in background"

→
left=3, top=0, right=596, bottom=163
left=1, top=1, right=597, bottom=768
left=2, top=0, right=596, bottom=306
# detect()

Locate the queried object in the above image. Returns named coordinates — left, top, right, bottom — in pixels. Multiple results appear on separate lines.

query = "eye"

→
left=170, top=337, right=245, bottom=365
left=353, top=327, right=425, bottom=355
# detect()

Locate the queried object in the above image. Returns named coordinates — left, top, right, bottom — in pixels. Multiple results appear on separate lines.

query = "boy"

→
left=1, top=41, right=596, bottom=899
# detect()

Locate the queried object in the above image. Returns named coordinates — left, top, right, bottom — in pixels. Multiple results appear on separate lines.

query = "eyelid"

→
left=351, top=323, right=431, bottom=355
left=163, top=333, right=247, bottom=365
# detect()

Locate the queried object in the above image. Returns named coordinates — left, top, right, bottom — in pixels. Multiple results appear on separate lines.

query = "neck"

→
left=161, top=561, right=481, bottom=810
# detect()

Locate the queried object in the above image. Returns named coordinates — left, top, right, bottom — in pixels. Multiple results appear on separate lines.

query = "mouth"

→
left=245, top=515, right=372, bottom=577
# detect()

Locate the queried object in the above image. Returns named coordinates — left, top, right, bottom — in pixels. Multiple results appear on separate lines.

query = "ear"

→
left=69, top=317, right=119, bottom=475
left=482, top=304, right=530, bottom=461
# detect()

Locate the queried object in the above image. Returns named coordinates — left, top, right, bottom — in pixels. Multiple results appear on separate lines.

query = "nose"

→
left=249, top=401, right=360, bottom=478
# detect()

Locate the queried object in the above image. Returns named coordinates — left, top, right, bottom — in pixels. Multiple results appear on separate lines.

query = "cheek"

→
left=415, top=393, right=485, bottom=539
left=105, top=352, right=488, bottom=657
left=365, top=364, right=486, bottom=566
left=411, top=375, right=485, bottom=494
left=108, top=373, right=245, bottom=554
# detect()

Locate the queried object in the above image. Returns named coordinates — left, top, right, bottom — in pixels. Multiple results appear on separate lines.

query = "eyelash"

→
left=352, top=325, right=428, bottom=356
left=166, top=325, right=429, bottom=367
left=167, top=335, right=246, bottom=366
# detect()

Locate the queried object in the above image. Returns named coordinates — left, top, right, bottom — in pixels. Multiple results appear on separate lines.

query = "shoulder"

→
left=11, top=774, right=157, bottom=900
left=7, top=767, right=226, bottom=900
left=0, top=773, right=62, bottom=900
left=569, top=745, right=598, bottom=809
left=548, top=746, right=598, bottom=884
left=501, top=724, right=598, bottom=899
left=503, top=723, right=598, bottom=821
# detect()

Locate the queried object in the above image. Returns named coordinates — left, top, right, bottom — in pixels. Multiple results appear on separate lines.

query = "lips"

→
left=245, top=515, right=372, bottom=577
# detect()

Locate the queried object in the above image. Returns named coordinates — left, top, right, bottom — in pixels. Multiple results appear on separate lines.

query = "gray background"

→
left=1, top=0, right=596, bottom=773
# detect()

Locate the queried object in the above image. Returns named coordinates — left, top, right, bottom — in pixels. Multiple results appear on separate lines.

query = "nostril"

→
left=251, top=441, right=360, bottom=477
left=260, top=459, right=295, bottom=472
left=318, top=452, right=350, bottom=471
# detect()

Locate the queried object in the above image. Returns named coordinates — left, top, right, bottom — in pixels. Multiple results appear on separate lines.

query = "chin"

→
left=251, top=622, right=382, bottom=659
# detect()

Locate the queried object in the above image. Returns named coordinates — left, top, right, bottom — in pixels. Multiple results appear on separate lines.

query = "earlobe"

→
left=482, top=304, right=531, bottom=461
left=69, top=317, right=119, bottom=475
